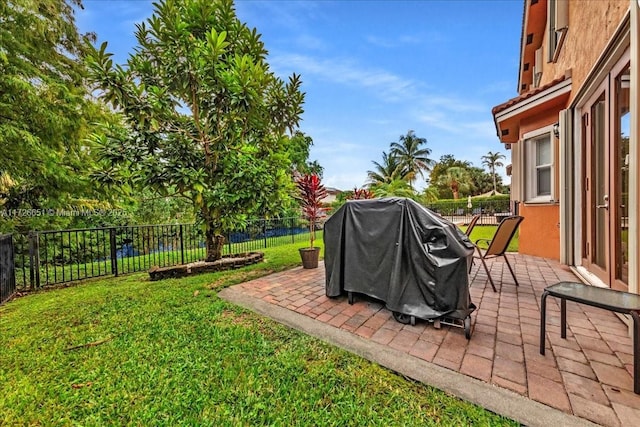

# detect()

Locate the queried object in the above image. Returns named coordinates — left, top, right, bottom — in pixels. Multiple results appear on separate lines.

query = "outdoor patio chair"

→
left=473, top=215, right=524, bottom=292
left=465, top=214, right=481, bottom=237
left=465, top=214, right=482, bottom=273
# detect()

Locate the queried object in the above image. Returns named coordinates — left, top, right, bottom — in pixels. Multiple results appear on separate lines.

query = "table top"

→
left=544, top=281, right=640, bottom=314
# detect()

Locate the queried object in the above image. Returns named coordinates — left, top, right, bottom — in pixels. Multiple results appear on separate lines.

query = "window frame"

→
left=547, top=0, right=568, bottom=63
left=523, top=125, right=555, bottom=203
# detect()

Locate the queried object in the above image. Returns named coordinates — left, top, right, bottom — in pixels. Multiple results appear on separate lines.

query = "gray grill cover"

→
left=324, top=198, right=476, bottom=320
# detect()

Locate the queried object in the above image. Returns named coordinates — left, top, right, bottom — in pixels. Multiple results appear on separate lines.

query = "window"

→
left=548, top=0, right=568, bottom=62
left=535, top=137, right=551, bottom=195
left=524, top=129, right=554, bottom=202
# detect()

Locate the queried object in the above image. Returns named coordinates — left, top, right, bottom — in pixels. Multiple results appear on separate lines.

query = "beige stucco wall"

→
left=506, top=0, right=633, bottom=264
left=540, top=0, right=629, bottom=103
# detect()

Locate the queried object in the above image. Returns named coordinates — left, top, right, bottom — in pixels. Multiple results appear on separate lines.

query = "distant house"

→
left=492, top=0, right=639, bottom=295
left=321, top=187, right=342, bottom=205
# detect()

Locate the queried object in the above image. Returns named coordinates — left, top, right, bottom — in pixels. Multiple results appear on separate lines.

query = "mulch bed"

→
left=148, top=252, right=264, bottom=281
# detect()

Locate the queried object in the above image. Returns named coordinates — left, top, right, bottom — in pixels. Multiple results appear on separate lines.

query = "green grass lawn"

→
left=0, top=241, right=517, bottom=426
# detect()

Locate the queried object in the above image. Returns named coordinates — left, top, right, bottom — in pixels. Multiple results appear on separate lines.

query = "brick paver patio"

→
left=227, top=254, right=640, bottom=426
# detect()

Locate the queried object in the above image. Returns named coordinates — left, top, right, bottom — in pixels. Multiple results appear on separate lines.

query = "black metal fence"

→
left=3, top=202, right=513, bottom=294
left=425, top=199, right=514, bottom=225
left=0, top=234, right=16, bottom=303
left=11, top=217, right=310, bottom=290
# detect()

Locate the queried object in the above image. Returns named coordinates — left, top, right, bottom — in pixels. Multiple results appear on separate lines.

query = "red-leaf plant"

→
left=348, top=187, right=375, bottom=200
left=296, top=174, right=329, bottom=249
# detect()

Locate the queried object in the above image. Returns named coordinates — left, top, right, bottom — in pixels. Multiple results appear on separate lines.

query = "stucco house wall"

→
left=497, top=0, right=632, bottom=261
left=543, top=1, right=629, bottom=97
left=511, top=103, right=561, bottom=259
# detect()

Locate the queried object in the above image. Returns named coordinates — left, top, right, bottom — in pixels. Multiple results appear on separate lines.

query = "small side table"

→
left=539, top=281, right=640, bottom=394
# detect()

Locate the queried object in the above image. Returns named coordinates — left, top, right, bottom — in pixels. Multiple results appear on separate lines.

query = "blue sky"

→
left=77, top=0, right=522, bottom=191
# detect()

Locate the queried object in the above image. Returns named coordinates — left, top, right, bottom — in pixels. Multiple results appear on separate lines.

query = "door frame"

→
left=576, top=51, right=631, bottom=291
left=580, top=81, right=610, bottom=285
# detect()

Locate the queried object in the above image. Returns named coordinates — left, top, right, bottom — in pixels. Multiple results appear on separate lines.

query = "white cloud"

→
left=398, top=34, right=424, bottom=45
left=366, top=32, right=446, bottom=49
left=365, top=35, right=396, bottom=48
left=366, top=118, right=396, bottom=126
left=462, top=120, right=499, bottom=141
left=421, top=96, right=486, bottom=114
left=294, top=34, right=327, bottom=51
left=236, top=1, right=324, bottom=33
left=415, top=112, right=457, bottom=132
left=312, top=142, right=362, bottom=155
left=477, top=80, right=515, bottom=96
left=416, top=117, right=497, bottom=141
left=323, top=172, right=369, bottom=191
left=270, top=53, right=418, bottom=102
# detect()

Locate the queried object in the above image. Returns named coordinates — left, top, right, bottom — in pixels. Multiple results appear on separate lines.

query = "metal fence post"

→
left=28, top=232, right=35, bottom=290
left=290, top=217, right=295, bottom=243
left=0, top=234, right=17, bottom=304
left=109, top=228, right=118, bottom=277
left=179, top=224, right=185, bottom=265
left=28, top=231, right=40, bottom=289
left=263, top=219, right=267, bottom=249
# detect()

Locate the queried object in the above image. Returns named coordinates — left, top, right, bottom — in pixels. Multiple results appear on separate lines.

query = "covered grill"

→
left=324, top=198, right=476, bottom=337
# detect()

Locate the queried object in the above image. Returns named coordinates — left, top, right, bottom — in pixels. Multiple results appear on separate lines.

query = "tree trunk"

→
left=451, top=181, right=459, bottom=200
left=492, top=166, right=497, bottom=194
left=204, top=218, right=225, bottom=262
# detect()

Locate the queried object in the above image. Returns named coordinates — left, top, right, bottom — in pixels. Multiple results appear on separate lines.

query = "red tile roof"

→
left=492, top=75, right=567, bottom=116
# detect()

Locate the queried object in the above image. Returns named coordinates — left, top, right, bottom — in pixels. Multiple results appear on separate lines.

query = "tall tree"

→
left=436, top=167, right=471, bottom=200
left=429, top=155, right=471, bottom=199
left=0, top=0, right=108, bottom=229
left=87, top=0, right=306, bottom=261
left=467, top=166, right=494, bottom=195
left=481, top=151, right=506, bottom=195
left=285, top=131, right=323, bottom=177
left=389, top=130, right=434, bottom=189
left=366, top=151, right=408, bottom=186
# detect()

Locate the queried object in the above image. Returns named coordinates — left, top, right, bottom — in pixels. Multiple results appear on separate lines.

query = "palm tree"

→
left=389, top=130, right=434, bottom=189
left=436, top=166, right=471, bottom=200
left=421, top=186, right=439, bottom=203
left=369, top=179, right=416, bottom=199
left=481, top=151, right=506, bottom=195
left=366, top=151, right=407, bottom=186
